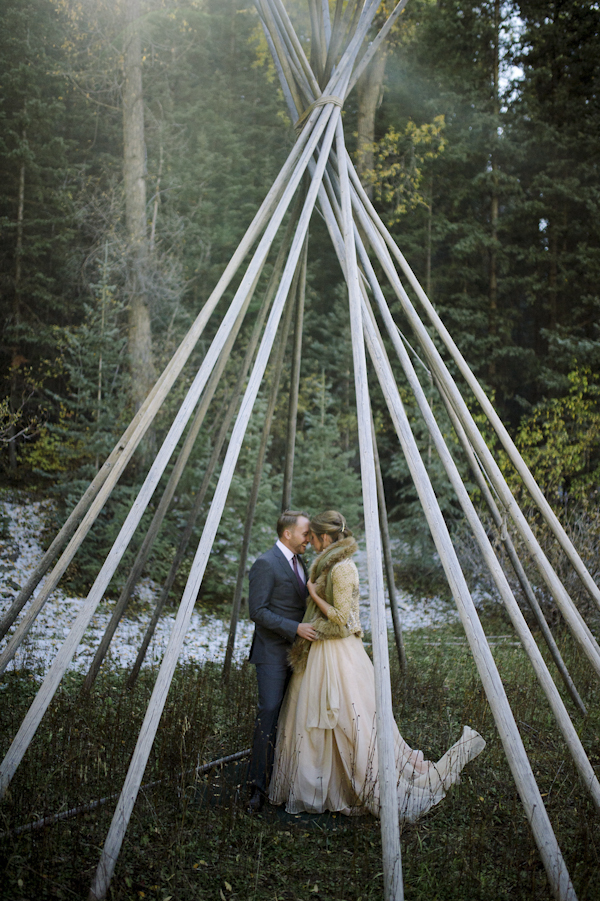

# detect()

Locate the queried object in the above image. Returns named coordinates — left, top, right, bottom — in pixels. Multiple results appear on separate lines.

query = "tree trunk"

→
left=488, top=0, right=500, bottom=381
left=123, top=0, right=155, bottom=418
left=426, top=177, right=433, bottom=299
left=356, top=45, right=387, bottom=198
left=9, top=137, right=26, bottom=472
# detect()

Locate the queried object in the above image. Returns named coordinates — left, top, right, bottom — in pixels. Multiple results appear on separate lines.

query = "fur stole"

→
left=288, top=536, right=358, bottom=674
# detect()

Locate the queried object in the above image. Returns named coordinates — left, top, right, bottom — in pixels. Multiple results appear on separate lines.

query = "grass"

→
left=0, top=614, right=599, bottom=901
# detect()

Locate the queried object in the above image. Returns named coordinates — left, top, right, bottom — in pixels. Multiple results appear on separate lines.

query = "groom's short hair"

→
left=276, top=510, right=309, bottom=537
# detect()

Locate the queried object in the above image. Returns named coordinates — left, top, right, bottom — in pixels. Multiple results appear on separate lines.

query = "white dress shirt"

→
left=276, top=539, right=306, bottom=583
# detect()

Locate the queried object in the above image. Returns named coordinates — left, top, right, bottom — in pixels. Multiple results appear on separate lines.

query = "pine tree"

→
left=0, top=0, right=80, bottom=471
left=508, top=0, right=600, bottom=395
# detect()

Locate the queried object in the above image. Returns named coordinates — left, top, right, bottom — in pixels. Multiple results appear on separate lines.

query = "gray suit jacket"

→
left=248, top=544, right=308, bottom=666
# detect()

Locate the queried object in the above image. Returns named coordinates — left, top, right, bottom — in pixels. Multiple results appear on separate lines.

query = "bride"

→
left=269, top=510, right=486, bottom=821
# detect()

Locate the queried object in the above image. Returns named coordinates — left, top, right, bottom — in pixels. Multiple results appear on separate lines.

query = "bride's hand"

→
left=307, top=579, right=320, bottom=601
left=307, top=580, right=329, bottom=616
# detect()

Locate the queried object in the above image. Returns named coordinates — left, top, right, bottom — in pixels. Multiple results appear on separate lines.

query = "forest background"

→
left=1, top=0, right=599, bottom=608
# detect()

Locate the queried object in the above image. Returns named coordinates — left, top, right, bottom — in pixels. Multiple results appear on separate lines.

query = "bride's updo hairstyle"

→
left=309, top=510, right=352, bottom=544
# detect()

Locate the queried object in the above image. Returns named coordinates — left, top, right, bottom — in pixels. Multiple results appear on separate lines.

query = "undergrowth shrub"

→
left=1, top=621, right=598, bottom=901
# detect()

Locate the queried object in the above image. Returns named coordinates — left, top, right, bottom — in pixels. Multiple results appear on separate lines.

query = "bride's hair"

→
left=309, top=510, right=352, bottom=543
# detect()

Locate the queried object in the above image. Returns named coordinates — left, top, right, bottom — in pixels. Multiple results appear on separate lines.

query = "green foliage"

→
left=292, top=405, right=363, bottom=527
left=0, top=0, right=83, bottom=460
left=368, top=114, right=447, bottom=224
left=385, top=367, right=472, bottom=584
left=515, top=367, right=600, bottom=509
left=1, top=0, right=600, bottom=601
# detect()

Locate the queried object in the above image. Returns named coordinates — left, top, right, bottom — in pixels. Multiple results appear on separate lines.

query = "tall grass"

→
left=1, top=616, right=598, bottom=900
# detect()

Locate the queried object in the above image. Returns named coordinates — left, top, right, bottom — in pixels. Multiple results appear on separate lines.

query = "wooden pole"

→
left=5, top=748, right=251, bottom=839
left=360, top=298, right=577, bottom=901
left=346, top=157, right=600, bottom=616
left=347, top=162, right=600, bottom=680
left=89, top=106, right=344, bottom=901
left=281, top=233, right=307, bottom=510
left=0, top=114, right=322, bottom=646
left=222, top=257, right=299, bottom=683
left=0, top=454, right=116, bottom=640
left=83, top=188, right=307, bottom=690
left=269, top=0, right=323, bottom=97
left=126, top=196, right=305, bottom=688
left=346, top=0, right=409, bottom=96
left=436, top=379, right=588, bottom=716
left=262, top=0, right=382, bottom=112
left=311, top=137, right=408, bottom=683
left=336, top=120, right=403, bottom=901
left=313, top=146, right=588, bottom=883
left=371, top=412, right=407, bottom=674
left=82, top=278, right=257, bottom=693
left=315, top=144, right=590, bottom=880
left=360, top=289, right=600, bottom=814
left=321, top=0, right=332, bottom=51
left=0, top=101, right=342, bottom=796
left=322, top=0, right=346, bottom=86
left=0, top=97, right=339, bottom=680
left=256, top=0, right=312, bottom=110
left=0, top=117, right=321, bottom=662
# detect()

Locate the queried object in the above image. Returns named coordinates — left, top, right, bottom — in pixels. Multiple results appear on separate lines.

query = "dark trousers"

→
left=247, top=662, right=291, bottom=793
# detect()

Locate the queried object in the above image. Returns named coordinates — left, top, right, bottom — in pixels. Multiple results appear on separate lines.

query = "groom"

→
left=246, top=510, right=317, bottom=812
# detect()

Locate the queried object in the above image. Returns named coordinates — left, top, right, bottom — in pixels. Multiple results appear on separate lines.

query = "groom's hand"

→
left=297, top=623, right=317, bottom=641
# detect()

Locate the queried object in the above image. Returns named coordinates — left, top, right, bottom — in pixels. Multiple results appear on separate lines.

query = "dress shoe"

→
left=247, top=787, right=265, bottom=813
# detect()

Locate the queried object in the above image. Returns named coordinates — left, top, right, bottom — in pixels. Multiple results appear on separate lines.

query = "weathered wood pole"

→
left=0, top=106, right=321, bottom=656
left=360, top=298, right=577, bottom=901
left=281, top=234, right=307, bottom=510
left=88, top=104, right=344, bottom=901
left=347, top=159, right=600, bottom=615
left=126, top=198, right=304, bottom=688
left=347, top=162, right=600, bottom=680
left=222, top=260, right=299, bottom=683
left=82, top=285, right=255, bottom=693
left=314, top=146, right=595, bottom=880
left=360, top=289, right=600, bottom=814
left=0, top=100, right=338, bottom=794
left=316, top=136, right=588, bottom=886
left=371, top=412, right=407, bottom=674
left=336, top=121, right=403, bottom=901
left=346, top=0, right=409, bottom=95
left=436, top=379, right=588, bottom=716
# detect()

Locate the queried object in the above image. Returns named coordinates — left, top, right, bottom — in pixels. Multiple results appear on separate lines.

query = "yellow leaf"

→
left=224, top=882, right=232, bottom=892
left=220, top=891, right=226, bottom=901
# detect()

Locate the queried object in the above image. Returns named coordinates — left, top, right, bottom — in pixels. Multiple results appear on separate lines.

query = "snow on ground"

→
left=0, top=496, right=458, bottom=682
left=0, top=496, right=255, bottom=682
left=354, top=544, right=460, bottom=633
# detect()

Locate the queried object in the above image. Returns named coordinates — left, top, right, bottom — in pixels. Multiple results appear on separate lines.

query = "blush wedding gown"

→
left=269, top=543, right=486, bottom=821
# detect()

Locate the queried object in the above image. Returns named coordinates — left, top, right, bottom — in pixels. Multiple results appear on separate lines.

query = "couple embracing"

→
left=246, top=509, right=485, bottom=819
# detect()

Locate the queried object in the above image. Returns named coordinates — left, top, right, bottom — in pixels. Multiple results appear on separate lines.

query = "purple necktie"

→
left=291, top=554, right=305, bottom=591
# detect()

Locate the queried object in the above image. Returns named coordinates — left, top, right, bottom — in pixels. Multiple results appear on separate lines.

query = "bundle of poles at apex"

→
left=0, top=3, right=598, bottom=901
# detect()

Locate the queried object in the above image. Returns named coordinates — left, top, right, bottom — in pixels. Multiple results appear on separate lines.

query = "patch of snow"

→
left=354, top=544, right=460, bottom=635
left=0, top=497, right=460, bottom=683
left=0, top=497, right=253, bottom=683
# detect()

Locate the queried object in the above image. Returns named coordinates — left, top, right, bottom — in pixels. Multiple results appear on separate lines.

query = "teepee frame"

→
left=1, top=4, right=599, bottom=900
